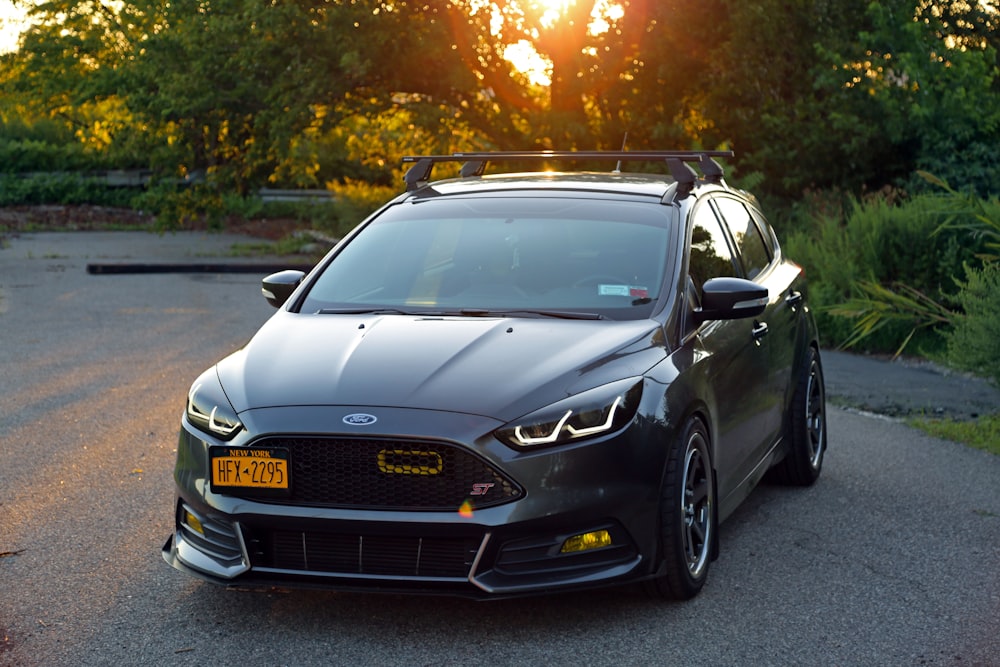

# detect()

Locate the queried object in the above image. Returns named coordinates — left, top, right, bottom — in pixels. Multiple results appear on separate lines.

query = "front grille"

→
left=248, top=436, right=522, bottom=510
left=250, top=529, right=481, bottom=578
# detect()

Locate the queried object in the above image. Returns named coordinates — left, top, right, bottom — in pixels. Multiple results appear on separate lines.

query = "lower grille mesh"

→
left=259, top=530, right=480, bottom=578
left=247, top=436, right=522, bottom=510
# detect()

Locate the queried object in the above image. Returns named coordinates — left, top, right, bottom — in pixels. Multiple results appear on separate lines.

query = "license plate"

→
left=210, top=446, right=290, bottom=494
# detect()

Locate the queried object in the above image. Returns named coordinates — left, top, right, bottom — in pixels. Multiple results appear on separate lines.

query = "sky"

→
left=0, top=0, right=27, bottom=53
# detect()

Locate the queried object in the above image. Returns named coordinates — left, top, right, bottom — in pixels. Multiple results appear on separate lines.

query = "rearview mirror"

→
left=695, top=277, right=768, bottom=323
left=262, top=270, right=306, bottom=308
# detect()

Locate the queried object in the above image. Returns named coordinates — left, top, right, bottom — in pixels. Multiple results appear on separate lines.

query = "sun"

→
left=529, top=0, right=577, bottom=28
left=502, top=0, right=624, bottom=86
left=505, top=40, right=552, bottom=86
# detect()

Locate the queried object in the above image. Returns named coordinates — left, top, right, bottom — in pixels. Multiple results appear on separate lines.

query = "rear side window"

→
left=712, top=197, right=771, bottom=279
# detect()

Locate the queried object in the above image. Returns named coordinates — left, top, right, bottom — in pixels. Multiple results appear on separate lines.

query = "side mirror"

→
left=262, top=270, right=306, bottom=308
left=695, top=277, right=768, bottom=323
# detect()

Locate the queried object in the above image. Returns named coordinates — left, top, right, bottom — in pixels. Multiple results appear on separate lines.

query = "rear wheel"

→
left=644, top=417, right=715, bottom=600
left=771, top=346, right=826, bottom=486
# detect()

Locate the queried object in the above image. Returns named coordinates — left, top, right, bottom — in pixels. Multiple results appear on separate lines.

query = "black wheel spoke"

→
left=689, top=517, right=706, bottom=546
left=689, top=478, right=708, bottom=506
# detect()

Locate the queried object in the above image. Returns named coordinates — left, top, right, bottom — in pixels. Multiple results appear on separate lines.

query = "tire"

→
left=644, top=416, right=716, bottom=600
left=771, top=346, right=827, bottom=486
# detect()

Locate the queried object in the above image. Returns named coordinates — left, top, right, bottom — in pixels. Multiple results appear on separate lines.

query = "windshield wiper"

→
left=457, top=308, right=606, bottom=320
left=317, top=307, right=436, bottom=315
left=317, top=306, right=606, bottom=320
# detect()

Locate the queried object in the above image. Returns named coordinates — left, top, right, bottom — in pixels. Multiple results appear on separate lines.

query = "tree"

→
left=4, top=0, right=998, bottom=200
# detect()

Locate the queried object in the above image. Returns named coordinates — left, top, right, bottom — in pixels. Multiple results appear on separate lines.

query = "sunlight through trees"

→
left=0, top=0, right=997, bottom=202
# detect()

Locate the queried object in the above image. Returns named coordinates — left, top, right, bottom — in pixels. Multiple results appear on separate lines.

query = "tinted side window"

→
left=689, top=204, right=737, bottom=293
left=749, top=207, right=780, bottom=257
left=714, top=198, right=771, bottom=279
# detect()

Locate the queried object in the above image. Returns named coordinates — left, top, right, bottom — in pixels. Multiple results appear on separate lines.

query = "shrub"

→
left=0, top=173, right=137, bottom=207
left=946, top=262, right=1000, bottom=386
left=783, top=192, right=984, bottom=355
left=131, top=184, right=227, bottom=231
left=324, top=178, right=400, bottom=238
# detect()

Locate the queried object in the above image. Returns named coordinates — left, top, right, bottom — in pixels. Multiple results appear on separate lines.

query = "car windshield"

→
left=300, top=196, right=673, bottom=320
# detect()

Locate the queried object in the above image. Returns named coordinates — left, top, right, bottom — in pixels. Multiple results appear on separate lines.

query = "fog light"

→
left=184, top=510, right=205, bottom=536
left=560, top=529, right=612, bottom=553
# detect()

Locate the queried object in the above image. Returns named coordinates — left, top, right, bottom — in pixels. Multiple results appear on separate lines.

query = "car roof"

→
left=411, top=171, right=682, bottom=200
left=399, top=150, right=735, bottom=203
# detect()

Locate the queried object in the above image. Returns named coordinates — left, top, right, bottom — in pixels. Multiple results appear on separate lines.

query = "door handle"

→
left=751, top=320, right=769, bottom=344
left=785, top=291, right=803, bottom=309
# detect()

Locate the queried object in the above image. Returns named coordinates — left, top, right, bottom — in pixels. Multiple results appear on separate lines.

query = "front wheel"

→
left=644, top=416, right=716, bottom=600
left=771, top=346, right=827, bottom=486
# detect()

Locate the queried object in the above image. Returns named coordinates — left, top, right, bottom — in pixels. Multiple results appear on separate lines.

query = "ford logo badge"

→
left=343, top=413, right=377, bottom=426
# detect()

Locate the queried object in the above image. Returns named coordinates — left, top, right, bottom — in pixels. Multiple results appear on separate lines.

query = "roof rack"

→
left=400, top=150, right=735, bottom=192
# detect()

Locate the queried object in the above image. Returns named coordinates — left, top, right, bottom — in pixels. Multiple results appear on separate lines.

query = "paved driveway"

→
left=1, top=232, right=998, bottom=667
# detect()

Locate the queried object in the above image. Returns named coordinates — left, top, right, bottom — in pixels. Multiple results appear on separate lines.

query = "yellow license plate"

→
left=210, top=447, right=289, bottom=492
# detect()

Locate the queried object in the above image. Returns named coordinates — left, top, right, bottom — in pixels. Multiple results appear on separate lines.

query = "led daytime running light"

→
left=208, top=405, right=240, bottom=437
left=187, top=381, right=242, bottom=439
left=513, top=395, right=624, bottom=446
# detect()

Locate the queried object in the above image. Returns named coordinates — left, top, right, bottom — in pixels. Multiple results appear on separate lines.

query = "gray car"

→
left=163, top=150, right=826, bottom=600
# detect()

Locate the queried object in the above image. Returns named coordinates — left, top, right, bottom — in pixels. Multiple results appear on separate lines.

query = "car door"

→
left=686, top=200, right=772, bottom=501
left=711, top=196, right=800, bottom=454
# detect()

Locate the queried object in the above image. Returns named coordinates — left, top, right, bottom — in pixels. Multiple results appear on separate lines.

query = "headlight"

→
left=185, top=368, right=242, bottom=440
left=495, top=379, right=643, bottom=448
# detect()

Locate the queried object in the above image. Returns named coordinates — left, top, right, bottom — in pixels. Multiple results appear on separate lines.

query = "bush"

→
left=783, top=192, right=985, bottom=355
left=0, top=173, right=138, bottom=207
left=324, top=179, right=400, bottom=238
left=946, top=262, right=1000, bottom=386
left=131, top=184, right=229, bottom=231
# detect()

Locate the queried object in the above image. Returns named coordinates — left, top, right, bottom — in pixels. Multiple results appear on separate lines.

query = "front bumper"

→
left=163, top=405, right=666, bottom=598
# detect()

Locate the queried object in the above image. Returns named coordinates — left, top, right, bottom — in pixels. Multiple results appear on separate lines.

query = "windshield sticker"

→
left=598, top=284, right=649, bottom=298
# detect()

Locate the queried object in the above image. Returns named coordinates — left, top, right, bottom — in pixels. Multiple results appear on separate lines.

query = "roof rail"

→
left=401, top=150, right=735, bottom=191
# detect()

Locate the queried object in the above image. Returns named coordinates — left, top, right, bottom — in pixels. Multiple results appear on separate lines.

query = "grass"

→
left=907, top=413, right=1000, bottom=455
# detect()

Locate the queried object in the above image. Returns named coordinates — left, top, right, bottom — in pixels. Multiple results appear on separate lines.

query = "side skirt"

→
left=716, top=437, right=784, bottom=524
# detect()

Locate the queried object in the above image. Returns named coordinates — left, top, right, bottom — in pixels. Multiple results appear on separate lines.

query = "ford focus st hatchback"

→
left=163, top=150, right=826, bottom=600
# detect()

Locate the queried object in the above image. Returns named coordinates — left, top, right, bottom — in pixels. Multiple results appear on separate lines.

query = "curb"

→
left=86, top=262, right=314, bottom=274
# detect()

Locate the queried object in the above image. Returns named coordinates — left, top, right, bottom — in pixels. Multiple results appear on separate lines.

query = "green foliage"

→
left=788, top=172, right=1000, bottom=376
left=910, top=412, right=1000, bottom=456
left=324, top=179, right=400, bottom=238
left=921, top=171, right=1000, bottom=262
left=3, top=0, right=998, bottom=209
left=0, top=173, right=137, bottom=207
left=828, top=280, right=953, bottom=357
left=0, top=111, right=137, bottom=172
left=131, top=185, right=227, bottom=232
left=906, top=140, right=1000, bottom=201
left=0, top=138, right=89, bottom=172
left=945, top=262, right=1000, bottom=386
left=807, top=1, right=1000, bottom=198
left=783, top=191, right=988, bottom=355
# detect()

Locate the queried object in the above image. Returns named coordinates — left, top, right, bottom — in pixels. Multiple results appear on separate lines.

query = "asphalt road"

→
left=1, top=232, right=998, bottom=667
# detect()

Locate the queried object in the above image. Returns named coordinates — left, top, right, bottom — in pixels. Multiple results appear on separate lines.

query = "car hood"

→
left=217, top=311, right=665, bottom=422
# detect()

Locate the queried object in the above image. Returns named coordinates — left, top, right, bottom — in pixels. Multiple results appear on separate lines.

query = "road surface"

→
left=2, top=232, right=998, bottom=666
